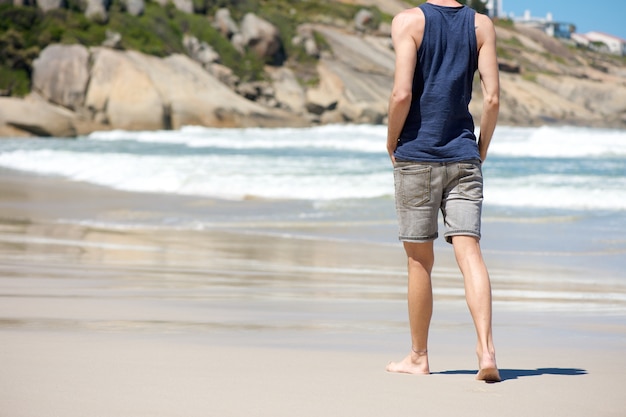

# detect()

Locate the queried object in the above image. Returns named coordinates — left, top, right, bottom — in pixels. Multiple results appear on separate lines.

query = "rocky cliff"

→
left=0, top=0, right=625, bottom=137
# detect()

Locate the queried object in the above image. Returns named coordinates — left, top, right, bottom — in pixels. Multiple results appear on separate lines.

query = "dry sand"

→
left=0, top=170, right=625, bottom=416
left=2, top=330, right=623, bottom=417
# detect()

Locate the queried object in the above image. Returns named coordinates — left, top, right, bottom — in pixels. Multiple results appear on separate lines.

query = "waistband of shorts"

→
left=393, top=159, right=481, bottom=167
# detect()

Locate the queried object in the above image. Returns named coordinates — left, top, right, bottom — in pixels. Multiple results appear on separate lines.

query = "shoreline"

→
left=1, top=166, right=624, bottom=311
left=1, top=168, right=625, bottom=416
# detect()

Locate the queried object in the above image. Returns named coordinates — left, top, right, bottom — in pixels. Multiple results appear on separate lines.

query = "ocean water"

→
left=0, top=124, right=624, bottom=213
left=1, top=124, right=625, bottom=205
left=0, top=124, right=625, bottom=314
left=1, top=123, right=625, bottom=258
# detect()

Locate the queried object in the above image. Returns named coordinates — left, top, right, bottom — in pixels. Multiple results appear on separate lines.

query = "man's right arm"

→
left=386, top=9, right=422, bottom=164
left=475, top=14, right=499, bottom=162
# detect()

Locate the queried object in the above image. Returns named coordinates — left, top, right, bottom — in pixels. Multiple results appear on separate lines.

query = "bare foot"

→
left=476, top=352, right=501, bottom=382
left=476, top=367, right=501, bottom=382
left=386, top=351, right=430, bottom=375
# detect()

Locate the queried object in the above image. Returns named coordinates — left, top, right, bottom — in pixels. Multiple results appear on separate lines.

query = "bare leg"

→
left=386, top=241, right=434, bottom=375
left=452, top=235, right=500, bottom=382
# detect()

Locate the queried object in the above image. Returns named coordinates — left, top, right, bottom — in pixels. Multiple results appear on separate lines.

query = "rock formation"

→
left=1, top=1, right=625, bottom=137
left=0, top=95, right=79, bottom=137
left=84, top=0, right=110, bottom=23
left=0, top=44, right=307, bottom=137
left=121, top=0, right=144, bottom=16
left=32, top=44, right=91, bottom=112
left=239, top=13, right=285, bottom=65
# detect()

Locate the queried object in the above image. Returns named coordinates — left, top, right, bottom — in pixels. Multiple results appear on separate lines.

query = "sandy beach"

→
left=0, top=169, right=625, bottom=416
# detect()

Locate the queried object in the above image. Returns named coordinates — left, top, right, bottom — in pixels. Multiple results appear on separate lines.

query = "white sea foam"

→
left=0, top=149, right=391, bottom=200
left=485, top=174, right=626, bottom=210
left=86, top=124, right=626, bottom=158
left=0, top=125, right=624, bottom=210
left=488, top=125, right=626, bottom=158
left=87, top=124, right=388, bottom=153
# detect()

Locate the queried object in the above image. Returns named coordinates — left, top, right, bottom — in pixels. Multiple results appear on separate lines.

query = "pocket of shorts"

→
left=457, top=163, right=483, bottom=199
left=394, top=165, right=431, bottom=208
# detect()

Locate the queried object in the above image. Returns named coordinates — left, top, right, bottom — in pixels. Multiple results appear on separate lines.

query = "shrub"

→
left=0, top=67, right=31, bottom=96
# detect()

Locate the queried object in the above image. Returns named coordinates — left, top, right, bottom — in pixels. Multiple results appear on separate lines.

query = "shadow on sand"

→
left=434, top=368, right=588, bottom=382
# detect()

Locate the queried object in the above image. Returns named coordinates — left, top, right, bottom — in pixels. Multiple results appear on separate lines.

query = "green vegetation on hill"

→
left=0, top=0, right=383, bottom=97
left=6, top=0, right=595, bottom=100
left=0, top=1, right=267, bottom=93
left=0, top=6, right=44, bottom=96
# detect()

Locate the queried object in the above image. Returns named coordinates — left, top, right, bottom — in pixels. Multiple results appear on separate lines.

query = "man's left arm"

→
left=475, top=14, right=500, bottom=162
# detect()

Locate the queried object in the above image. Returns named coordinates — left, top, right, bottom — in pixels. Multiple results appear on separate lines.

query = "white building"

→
left=581, top=32, right=626, bottom=56
left=511, top=10, right=574, bottom=39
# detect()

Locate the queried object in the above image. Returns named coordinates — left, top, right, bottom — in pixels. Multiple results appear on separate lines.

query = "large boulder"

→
left=85, top=48, right=165, bottom=130
left=143, top=52, right=277, bottom=128
left=0, top=95, right=77, bottom=137
left=23, top=44, right=306, bottom=134
left=32, top=44, right=90, bottom=112
left=85, top=47, right=299, bottom=129
left=240, top=13, right=285, bottom=65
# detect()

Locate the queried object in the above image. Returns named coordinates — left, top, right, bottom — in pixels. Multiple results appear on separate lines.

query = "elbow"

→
left=483, top=93, right=499, bottom=112
left=391, top=88, right=412, bottom=107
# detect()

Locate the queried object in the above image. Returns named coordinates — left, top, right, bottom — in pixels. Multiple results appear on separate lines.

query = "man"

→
left=385, top=0, right=501, bottom=382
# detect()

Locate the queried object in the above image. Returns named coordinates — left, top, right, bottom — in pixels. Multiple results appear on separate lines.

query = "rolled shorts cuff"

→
left=443, top=230, right=481, bottom=244
left=399, top=232, right=438, bottom=243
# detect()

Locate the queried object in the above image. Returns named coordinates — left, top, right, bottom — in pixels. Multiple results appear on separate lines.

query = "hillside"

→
left=0, top=0, right=625, bottom=137
left=488, top=21, right=626, bottom=128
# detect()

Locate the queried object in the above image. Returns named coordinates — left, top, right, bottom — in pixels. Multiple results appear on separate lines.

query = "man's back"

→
left=394, top=2, right=478, bottom=163
left=386, top=0, right=499, bottom=163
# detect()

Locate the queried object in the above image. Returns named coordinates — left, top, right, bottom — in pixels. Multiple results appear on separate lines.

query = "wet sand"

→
left=0, top=169, right=625, bottom=416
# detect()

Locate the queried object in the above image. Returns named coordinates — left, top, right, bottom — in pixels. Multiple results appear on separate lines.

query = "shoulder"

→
left=391, top=7, right=425, bottom=42
left=474, top=12, right=494, bottom=29
left=391, top=7, right=425, bottom=32
left=474, top=12, right=496, bottom=47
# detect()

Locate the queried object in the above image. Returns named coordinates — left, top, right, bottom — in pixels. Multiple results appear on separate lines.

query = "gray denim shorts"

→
left=393, top=160, right=483, bottom=244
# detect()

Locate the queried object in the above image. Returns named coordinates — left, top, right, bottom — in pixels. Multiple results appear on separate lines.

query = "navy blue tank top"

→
left=394, top=3, right=479, bottom=162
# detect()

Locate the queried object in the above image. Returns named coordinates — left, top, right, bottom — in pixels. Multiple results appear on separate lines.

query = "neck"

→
left=427, top=0, right=462, bottom=6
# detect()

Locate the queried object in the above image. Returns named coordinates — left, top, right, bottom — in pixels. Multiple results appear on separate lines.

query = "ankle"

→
left=411, top=347, right=428, bottom=356
left=476, top=343, right=495, bottom=358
